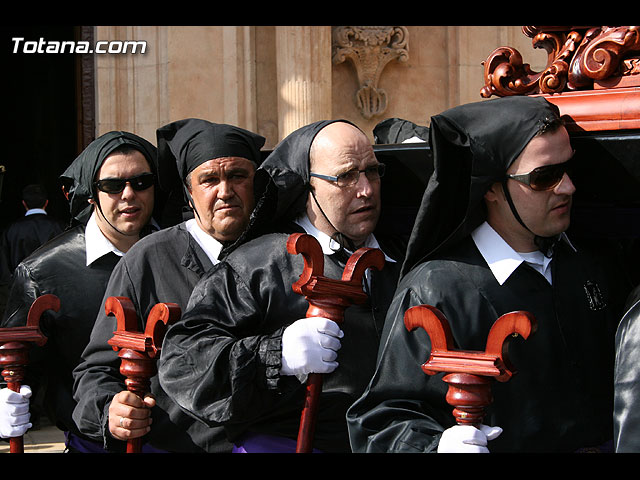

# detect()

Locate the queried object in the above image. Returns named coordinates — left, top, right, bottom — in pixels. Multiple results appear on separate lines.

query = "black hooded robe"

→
left=158, top=120, right=403, bottom=452
left=347, top=235, right=620, bottom=452
left=72, top=223, right=228, bottom=452
left=346, top=96, right=625, bottom=453
left=1, top=131, right=160, bottom=449
left=71, top=119, right=266, bottom=453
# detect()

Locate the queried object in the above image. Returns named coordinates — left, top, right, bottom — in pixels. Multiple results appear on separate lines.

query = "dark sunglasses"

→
left=506, top=156, right=574, bottom=191
left=310, top=163, right=386, bottom=188
left=95, top=172, right=155, bottom=194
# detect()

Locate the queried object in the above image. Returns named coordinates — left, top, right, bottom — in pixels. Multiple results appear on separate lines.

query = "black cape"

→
left=347, top=236, right=623, bottom=452
left=158, top=120, right=403, bottom=452
left=346, top=96, right=626, bottom=452
left=72, top=223, right=231, bottom=452
left=1, top=225, right=119, bottom=439
left=1, top=131, right=171, bottom=448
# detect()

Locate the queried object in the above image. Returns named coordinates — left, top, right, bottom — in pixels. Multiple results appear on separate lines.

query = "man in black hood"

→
left=346, top=96, right=625, bottom=453
left=158, top=120, right=403, bottom=452
left=0, top=131, right=162, bottom=451
left=72, top=119, right=265, bottom=453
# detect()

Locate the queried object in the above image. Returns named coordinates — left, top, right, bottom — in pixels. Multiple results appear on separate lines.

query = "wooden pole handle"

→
left=0, top=294, right=58, bottom=453
left=287, top=233, right=385, bottom=453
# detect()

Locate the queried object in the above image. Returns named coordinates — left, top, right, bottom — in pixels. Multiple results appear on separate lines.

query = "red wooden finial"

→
left=404, top=305, right=536, bottom=426
left=0, top=294, right=60, bottom=453
left=106, top=296, right=181, bottom=453
left=286, top=232, right=385, bottom=453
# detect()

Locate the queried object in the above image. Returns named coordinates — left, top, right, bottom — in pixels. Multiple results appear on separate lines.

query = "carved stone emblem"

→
left=332, top=26, right=409, bottom=119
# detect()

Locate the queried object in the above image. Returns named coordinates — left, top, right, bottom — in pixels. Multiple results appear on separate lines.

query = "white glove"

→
left=437, top=424, right=503, bottom=453
left=0, top=385, right=33, bottom=438
left=280, top=317, right=343, bottom=378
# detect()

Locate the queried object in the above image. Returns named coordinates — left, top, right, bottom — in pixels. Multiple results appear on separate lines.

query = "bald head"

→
left=307, top=121, right=382, bottom=247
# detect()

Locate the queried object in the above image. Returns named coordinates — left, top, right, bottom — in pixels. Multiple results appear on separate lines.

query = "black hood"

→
left=155, top=118, right=266, bottom=211
left=373, top=117, right=429, bottom=144
left=60, top=131, right=158, bottom=224
left=401, top=95, right=562, bottom=276
left=228, top=119, right=358, bottom=249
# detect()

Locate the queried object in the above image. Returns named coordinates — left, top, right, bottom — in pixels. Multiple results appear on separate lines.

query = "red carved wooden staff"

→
left=0, top=294, right=60, bottom=453
left=287, top=232, right=385, bottom=453
left=404, top=305, right=536, bottom=426
left=105, top=296, right=181, bottom=453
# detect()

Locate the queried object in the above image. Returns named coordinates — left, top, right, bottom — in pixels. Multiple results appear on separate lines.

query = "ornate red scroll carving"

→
left=0, top=294, right=60, bottom=453
left=404, top=305, right=536, bottom=426
left=482, top=26, right=640, bottom=98
left=105, top=296, right=180, bottom=453
left=287, top=232, right=385, bottom=453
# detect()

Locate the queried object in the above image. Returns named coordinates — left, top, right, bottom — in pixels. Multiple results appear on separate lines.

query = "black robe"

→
left=1, top=225, right=118, bottom=441
left=613, top=297, right=640, bottom=451
left=72, top=222, right=231, bottom=453
left=158, top=229, right=401, bottom=452
left=347, top=236, right=622, bottom=452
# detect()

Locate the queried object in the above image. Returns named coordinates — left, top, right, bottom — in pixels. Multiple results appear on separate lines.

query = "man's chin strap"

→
left=93, top=196, right=155, bottom=239
left=94, top=198, right=132, bottom=237
left=309, top=188, right=358, bottom=256
left=501, top=179, right=558, bottom=258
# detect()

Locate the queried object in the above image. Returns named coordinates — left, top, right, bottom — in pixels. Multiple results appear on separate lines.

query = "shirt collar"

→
left=85, top=212, right=125, bottom=266
left=294, top=213, right=395, bottom=263
left=185, top=218, right=223, bottom=265
left=471, top=221, right=574, bottom=285
left=25, top=208, right=47, bottom=216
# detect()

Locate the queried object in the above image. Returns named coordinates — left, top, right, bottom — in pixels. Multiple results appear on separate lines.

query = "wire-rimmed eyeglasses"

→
left=310, top=163, right=386, bottom=188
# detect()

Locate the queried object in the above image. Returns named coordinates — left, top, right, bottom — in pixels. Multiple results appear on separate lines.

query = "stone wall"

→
left=94, top=26, right=548, bottom=148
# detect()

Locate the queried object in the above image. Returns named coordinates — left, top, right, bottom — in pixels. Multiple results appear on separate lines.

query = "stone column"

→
left=95, top=25, right=168, bottom=144
left=221, top=26, right=258, bottom=132
left=275, top=26, right=332, bottom=139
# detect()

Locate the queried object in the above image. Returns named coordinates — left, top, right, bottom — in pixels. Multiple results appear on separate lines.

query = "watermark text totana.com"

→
left=11, top=37, right=147, bottom=54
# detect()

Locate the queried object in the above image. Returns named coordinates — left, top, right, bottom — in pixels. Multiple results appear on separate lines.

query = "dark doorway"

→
left=1, top=26, right=94, bottom=231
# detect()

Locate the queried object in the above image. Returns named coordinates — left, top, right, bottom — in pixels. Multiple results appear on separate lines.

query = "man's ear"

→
left=484, top=182, right=503, bottom=203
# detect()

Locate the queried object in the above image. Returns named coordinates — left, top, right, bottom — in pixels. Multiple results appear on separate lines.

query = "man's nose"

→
left=355, top=171, right=374, bottom=197
left=217, top=179, right=234, bottom=199
left=554, top=172, right=576, bottom=195
left=120, top=183, right=137, bottom=199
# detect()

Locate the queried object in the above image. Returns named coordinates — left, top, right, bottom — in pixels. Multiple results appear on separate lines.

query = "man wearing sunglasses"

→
left=0, top=131, right=165, bottom=452
left=348, top=96, right=627, bottom=453
left=157, top=120, right=403, bottom=452
left=72, top=119, right=266, bottom=453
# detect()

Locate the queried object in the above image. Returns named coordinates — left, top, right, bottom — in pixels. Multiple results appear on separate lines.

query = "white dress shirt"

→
left=185, top=218, right=224, bottom=265
left=84, top=212, right=126, bottom=266
left=471, top=221, right=574, bottom=286
left=294, top=213, right=395, bottom=263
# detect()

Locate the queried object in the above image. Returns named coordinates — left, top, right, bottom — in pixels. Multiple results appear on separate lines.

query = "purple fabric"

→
left=64, top=432, right=109, bottom=453
left=232, top=433, right=323, bottom=453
